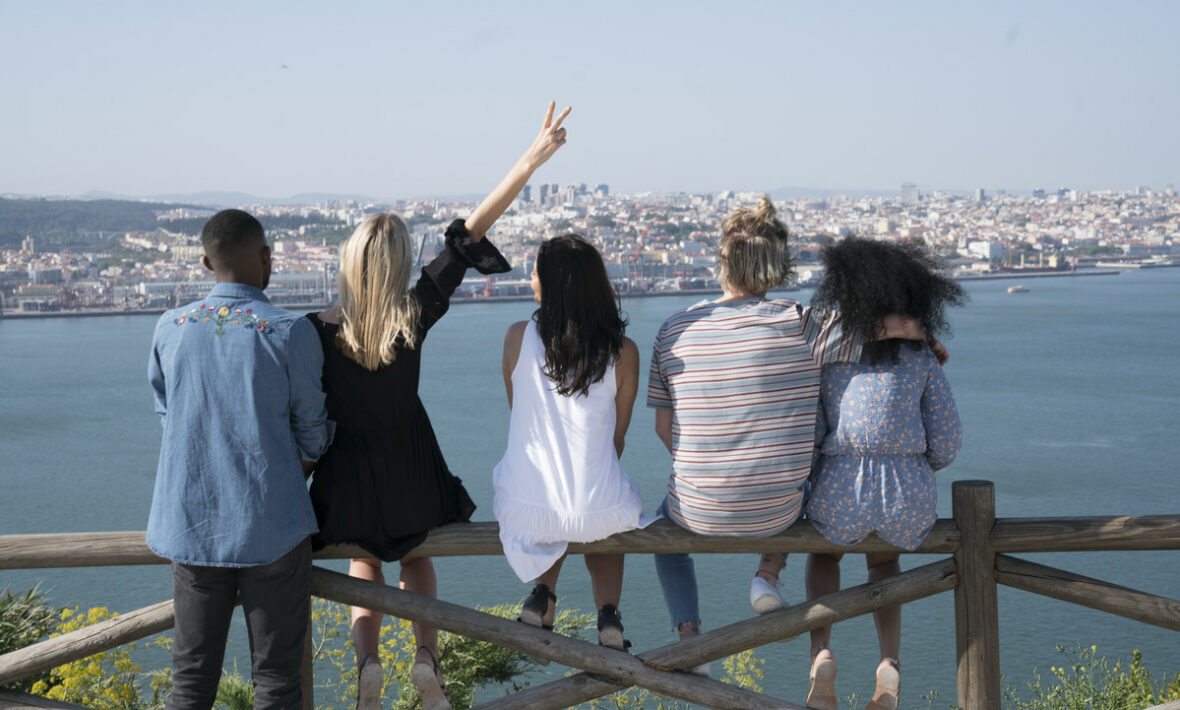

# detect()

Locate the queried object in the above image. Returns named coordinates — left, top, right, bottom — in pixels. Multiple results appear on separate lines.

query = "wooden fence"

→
left=1, top=480, right=1179, bottom=710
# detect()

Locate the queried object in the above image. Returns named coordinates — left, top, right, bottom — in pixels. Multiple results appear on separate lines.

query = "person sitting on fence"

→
left=303, top=101, right=570, bottom=710
left=147, top=208, right=332, bottom=710
left=802, top=236, right=965, bottom=710
left=647, top=197, right=928, bottom=673
left=493, top=234, right=645, bottom=655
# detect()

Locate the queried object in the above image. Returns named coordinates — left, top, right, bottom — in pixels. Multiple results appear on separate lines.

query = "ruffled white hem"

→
left=495, top=489, right=643, bottom=582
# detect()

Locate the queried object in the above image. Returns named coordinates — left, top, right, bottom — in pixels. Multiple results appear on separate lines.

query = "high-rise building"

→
left=21, top=236, right=36, bottom=254
left=538, top=183, right=551, bottom=206
left=595, top=184, right=610, bottom=197
left=974, top=188, right=987, bottom=202
left=901, top=183, right=919, bottom=206
left=521, top=184, right=532, bottom=204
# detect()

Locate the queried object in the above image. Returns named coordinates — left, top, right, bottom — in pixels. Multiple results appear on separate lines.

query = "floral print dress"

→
left=805, top=342, right=962, bottom=551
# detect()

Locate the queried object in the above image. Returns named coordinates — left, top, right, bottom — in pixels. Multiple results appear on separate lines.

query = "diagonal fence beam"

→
left=473, top=558, right=956, bottom=710
left=995, top=554, right=1180, bottom=632
left=310, top=567, right=795, bottom=710
left=0, top=601, right=174, bottom=686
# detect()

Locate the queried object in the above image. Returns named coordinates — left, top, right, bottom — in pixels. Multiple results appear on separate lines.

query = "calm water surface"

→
left=2, top=268, right=1178, bottom=707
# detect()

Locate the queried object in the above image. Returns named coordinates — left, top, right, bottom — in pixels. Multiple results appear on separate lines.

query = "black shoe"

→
left=597, top=604, right=631, bottom=652
left=518, top=583, right=556, bottom=630
left=517, top=583, right=556, bottom=666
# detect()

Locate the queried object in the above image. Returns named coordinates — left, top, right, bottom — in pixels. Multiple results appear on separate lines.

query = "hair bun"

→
left=755, top=196, right=776, bottom=220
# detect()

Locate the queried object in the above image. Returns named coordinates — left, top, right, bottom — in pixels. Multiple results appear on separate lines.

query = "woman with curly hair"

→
left=803, top=237, right=966, bottom=710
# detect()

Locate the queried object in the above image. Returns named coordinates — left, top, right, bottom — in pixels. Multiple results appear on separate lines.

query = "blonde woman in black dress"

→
left=307, top=102, right=570, bottom=710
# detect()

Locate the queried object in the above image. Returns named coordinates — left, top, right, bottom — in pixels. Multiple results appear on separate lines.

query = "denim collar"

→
left=207, top=282, right=270, bottom=302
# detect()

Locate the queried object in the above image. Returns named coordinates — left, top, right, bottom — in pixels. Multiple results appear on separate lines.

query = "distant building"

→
left=521, top=184, right=532, bottom=203
left=595, top=184, right=610, bottom=197
left=974, top=188, right=987, bottom=202
left=1032, top=188, right=1046, bottom=199
left=21, top=236, right=36, bottom=254
left=901, top=183, right=919, bottom=206
left=967, top=241, right=1004, bottom=261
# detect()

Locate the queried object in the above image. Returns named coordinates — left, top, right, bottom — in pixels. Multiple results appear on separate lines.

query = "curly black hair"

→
left=811, top=237, right=968, bottom=364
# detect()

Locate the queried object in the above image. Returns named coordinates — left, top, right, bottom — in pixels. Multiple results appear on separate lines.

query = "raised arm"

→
left=465, top=101, right=571, bottom=241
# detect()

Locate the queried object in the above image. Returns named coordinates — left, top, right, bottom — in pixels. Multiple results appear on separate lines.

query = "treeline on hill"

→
left=0, top=198, right=347, bottom=248
left=160, top=212, right=345, bottom=236
left=0, top=198, right=192, bottom=248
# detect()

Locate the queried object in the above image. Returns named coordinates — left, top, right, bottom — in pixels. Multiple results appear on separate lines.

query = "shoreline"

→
left=0, top=268, right=1125, bottom=320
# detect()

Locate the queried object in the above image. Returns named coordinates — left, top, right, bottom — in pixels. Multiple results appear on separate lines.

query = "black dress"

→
left=307, top=220, right=510, bottom=562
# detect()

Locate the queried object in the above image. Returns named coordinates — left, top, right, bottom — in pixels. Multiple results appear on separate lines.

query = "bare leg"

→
left=529, top=554, right=566, bottom=626
left=806, top=553, right=843, bottom=655
left=399, top=557, right=439, bottom=659
left=584, top=553, right=623, bottom=610
left=865, top=553, right=902, bottom=661
left=755, top=552, right=785, bottom=585
left=349, top=558, right=384, bottom=665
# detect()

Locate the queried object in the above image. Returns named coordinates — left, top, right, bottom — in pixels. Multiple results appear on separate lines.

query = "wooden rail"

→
left=1, top=480, right=1178, bottom=710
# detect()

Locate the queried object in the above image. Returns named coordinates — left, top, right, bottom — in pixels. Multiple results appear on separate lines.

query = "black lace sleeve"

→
left=414, top=219, right=513, bottom=332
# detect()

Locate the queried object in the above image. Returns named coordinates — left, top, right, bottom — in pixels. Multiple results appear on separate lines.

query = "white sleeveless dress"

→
left=493, top=321, right=645, bottom=582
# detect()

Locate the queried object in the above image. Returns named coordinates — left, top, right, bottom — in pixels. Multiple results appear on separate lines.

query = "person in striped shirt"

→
left=648, top=197, right=926, bottom=666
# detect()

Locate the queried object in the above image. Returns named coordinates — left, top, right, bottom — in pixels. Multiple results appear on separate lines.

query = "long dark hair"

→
left=533, top=234, right=627, bottom=397
left=811, top=237, right=968, bottom=364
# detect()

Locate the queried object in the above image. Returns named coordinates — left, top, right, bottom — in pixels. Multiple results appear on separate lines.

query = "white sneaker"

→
left=749, top=575, right=787, bottom=614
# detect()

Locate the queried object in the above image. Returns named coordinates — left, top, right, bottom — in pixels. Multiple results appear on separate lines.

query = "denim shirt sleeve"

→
left=286, top=316, right=331, bottom=461
left=148, top=316, right=168, bottom=426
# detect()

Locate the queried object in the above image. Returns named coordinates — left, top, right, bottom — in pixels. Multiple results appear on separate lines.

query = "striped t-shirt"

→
left=647, top=297, right=862, bottom=536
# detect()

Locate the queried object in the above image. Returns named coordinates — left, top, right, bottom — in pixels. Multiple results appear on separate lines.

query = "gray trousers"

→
left=166, top=539, right=311, bottom=710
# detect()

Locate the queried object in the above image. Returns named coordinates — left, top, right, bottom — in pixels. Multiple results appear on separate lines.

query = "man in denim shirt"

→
left=147, top=209, right=330, bottom=710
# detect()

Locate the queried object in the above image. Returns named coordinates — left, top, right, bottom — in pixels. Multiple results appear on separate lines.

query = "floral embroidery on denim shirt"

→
left=174, top=303, right=270, bottom=336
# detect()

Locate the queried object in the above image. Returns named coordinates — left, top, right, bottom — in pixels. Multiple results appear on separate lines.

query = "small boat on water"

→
left=1008, top=284, right=1029, bottom=294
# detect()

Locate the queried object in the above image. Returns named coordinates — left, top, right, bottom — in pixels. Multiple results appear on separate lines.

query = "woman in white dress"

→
left=493, top=233, right=643, bottom=650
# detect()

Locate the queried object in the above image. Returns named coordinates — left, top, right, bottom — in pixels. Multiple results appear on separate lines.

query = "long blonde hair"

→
left=718, top=196, right=793, bottom=295
left=336, top=212, right=421, bottom=370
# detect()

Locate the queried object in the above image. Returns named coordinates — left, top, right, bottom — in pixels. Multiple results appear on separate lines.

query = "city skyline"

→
left=3, top=1, right=1179, bottom=198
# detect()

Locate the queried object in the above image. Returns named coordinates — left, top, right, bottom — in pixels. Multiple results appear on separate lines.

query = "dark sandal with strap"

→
left=596, top=603, right=632, bottom=652
left=411, top=646, right=452, bottom=710
left=517, top=583, right=557, bottom=665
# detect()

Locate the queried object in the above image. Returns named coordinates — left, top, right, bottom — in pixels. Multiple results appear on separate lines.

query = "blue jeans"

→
left=653, top=497, right=792, bottom=630
left=653, top=497, right=700, bottom=629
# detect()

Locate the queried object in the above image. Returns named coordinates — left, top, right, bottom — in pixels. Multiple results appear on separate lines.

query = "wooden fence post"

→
left=953, top=480, right=1001, bottom=709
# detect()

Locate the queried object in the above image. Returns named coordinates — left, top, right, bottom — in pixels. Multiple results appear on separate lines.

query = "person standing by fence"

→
left=146, top=208, right=332, bottom=710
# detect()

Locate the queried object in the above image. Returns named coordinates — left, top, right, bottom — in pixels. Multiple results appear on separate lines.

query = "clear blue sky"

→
left=2, top=1, right=1177, bottom=199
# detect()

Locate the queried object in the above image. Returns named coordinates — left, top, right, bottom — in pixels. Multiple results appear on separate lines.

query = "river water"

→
left=2, top=268, right=1178, bottom=707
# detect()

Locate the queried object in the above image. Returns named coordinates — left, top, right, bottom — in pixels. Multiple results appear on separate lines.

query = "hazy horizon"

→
left=3, top=1, right=1178, bottom=198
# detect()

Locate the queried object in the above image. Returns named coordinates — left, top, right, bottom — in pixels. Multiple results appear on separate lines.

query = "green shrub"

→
left=1004, top=645, right=1180, bottom=710
left=0, top=585, right=62, bottom=692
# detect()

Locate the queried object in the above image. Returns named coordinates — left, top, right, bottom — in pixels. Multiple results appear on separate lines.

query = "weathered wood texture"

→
left=0, top=690, right=90, bottom=710
left=473, top=559, right=957, bottom=710
left=996, top=554, right=1180, bottom=632
left=0, top=520, right=960, bottom=569
left=991, top=514, right=1180, bottom=552
left=0, top=601, right=174, bottom=686
left=310, top=567, right=796, bottom=710
left=953, top=480, right=1001, bottom=710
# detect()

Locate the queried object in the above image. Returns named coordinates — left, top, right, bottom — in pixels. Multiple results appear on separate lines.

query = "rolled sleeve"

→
left=286, top=317, right=330, bottom=460
left=646, top=331, right=673, bottom=409
left=801, top=305, right=863, bottom=366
